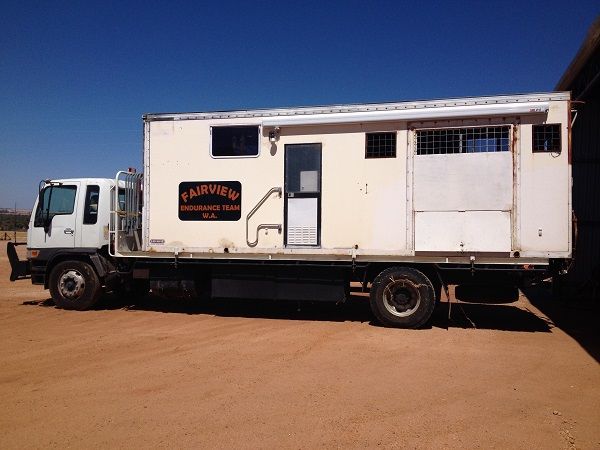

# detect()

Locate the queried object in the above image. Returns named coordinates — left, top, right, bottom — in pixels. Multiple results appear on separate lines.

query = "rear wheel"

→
left=370, top=266, right=435, bottom=328
left=49, top=260, right=102, bottom=311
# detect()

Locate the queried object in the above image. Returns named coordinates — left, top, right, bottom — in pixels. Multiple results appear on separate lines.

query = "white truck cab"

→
left=28, top=178, right=113, bottom=251
left=8, top=178, right=124, bottom=311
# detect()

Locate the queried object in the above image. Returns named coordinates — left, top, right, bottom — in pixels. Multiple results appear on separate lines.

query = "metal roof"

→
left=144, top=91, right=570, bottom=122
left=556, top=16, right=600, bottom=93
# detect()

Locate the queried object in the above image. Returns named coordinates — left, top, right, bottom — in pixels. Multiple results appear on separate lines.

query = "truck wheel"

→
left=49, top=260, right=102, bottom=311
left=370, top=267, right=435, bottom=328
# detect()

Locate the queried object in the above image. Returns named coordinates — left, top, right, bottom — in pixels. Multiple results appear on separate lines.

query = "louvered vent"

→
left=287, top=226, right=317, bottom=245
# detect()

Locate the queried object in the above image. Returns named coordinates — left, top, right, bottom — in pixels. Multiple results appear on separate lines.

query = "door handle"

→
left=64, top=228, right=74, bottom=235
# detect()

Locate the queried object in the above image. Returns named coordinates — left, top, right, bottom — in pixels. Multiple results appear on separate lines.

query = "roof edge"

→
left=556, top=15, right=600, bottom=90
left=144, top=91, right=570, bottom=122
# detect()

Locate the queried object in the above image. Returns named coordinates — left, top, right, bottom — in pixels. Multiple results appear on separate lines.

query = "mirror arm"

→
left=43, top=186, right=54, bottom=234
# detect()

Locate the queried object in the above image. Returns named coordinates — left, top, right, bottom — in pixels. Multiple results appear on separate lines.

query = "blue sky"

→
left=0, top=1, right=598, bottom=208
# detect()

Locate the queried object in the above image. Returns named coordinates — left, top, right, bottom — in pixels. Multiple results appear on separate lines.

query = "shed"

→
left=556, top=16, right=600, bottom=299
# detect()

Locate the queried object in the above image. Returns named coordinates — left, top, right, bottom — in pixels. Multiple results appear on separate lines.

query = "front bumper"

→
left=7, top=242, right=31, bottom=281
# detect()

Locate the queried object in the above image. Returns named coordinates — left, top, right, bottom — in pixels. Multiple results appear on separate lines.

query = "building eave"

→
left=556, top=16, right=600, bottom=91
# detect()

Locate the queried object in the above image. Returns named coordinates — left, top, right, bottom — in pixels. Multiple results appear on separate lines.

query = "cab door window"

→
left=34, top=185, right=77, bottom=227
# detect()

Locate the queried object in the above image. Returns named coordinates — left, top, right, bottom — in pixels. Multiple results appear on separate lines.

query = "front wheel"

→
left=370, top=267, right=435, bottom=328
left=49, top=260, right=102, bottom=310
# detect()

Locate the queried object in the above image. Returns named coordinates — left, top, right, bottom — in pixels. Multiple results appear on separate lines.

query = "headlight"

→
left=27, top=249, right=39, bottom=259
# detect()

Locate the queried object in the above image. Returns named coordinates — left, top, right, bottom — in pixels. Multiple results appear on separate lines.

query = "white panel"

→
left=518, top=116, right=571, bottom=253
left=300, top=171, right=319, bottom=192
left=147, top=116, right=284, bottom=251
left=414, top=152, right=513, bottom=212
left=287, top=197, right=318, bottom=245
left=415, top=211, right=511, bottom=252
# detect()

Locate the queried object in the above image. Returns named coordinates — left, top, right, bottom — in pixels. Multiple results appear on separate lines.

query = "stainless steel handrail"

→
left=110, top=170, right=143, bottom=255
left=246, top=187, right=282, bottom=247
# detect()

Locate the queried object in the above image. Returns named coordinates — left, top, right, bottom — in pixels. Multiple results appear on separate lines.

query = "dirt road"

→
left=1, top=243, right=599, bottom=448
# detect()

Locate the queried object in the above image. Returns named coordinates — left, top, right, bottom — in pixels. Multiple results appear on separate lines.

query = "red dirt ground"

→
left=1, top=243, right=599, bottom=448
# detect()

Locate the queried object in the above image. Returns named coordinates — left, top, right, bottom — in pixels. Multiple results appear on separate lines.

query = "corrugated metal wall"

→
left=566, top=45, right=600, bottom=299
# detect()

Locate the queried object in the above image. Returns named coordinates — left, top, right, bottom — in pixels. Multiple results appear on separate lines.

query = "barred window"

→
left=416, top=126, right=510, bottom=155
left=533, top=124, right=561, bottom=153
left=366, top=132, right=396, bottom=158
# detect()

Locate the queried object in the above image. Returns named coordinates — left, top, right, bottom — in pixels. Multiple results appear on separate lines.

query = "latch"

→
left=351, top=245, right=358, bottom=272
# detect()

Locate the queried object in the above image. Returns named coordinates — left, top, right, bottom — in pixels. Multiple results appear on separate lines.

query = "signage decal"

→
left=179, top=181, right=242, bottom=221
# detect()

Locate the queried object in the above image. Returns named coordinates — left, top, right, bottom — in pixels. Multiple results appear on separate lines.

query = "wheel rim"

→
left=382, top=278, right=421, bottom=317
left=58, top=269, right=85, bottom=299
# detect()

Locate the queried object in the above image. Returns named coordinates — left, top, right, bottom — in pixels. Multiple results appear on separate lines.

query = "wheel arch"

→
left=44, top=249, right=105, bottom=288
left=364, top=263, right=443, bottom=302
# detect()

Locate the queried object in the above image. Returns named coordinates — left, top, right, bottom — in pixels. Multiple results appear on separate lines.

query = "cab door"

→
left=29, top=183, right=80, bottom=249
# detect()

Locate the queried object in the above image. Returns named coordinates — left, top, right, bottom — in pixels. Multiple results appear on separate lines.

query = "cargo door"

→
left=285, top=144, right=321, bottom=246
left=412, top=126, right=513, bottom=254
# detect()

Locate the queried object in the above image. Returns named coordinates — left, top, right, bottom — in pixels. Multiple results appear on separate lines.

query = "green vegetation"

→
left=0, top=213, right=30, bottom=231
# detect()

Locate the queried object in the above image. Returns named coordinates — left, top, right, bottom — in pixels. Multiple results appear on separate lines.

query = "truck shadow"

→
left=22, top=291, right=552, bottom=333
left=522, top=282, right=600, bottom=363
left=431, top=301, right=551, bottom=332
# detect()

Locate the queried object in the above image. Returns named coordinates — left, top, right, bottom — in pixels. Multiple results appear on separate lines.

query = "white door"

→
left=285, top=144, right=322, bottom=246
left=29, top=183, right=80, bottom=249
left=412, top=126, right=513, bottom=253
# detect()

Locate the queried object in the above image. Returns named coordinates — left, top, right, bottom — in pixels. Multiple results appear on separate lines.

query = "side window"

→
left=34, top=185, right=77, bottom=227
left=211, top=126, right=259, bottom=158
left=365, top=132, right=397, bottom=158
left=416, top=126, right=510, bottom=155
left=533, top=124, right=561, bottom=153
left=83, top=185, right=100, bottom=224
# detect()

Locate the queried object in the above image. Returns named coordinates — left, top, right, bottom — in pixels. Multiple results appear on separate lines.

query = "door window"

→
left=34, top=185, right=77, bottom=227
left=285, top=144, right=321, bottom=194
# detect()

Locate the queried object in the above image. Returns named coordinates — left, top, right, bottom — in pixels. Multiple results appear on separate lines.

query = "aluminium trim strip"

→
left=261, top=102, right=549, bottom=127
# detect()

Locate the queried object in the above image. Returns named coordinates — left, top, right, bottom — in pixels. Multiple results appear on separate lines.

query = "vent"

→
left=287, top=226, right=318, bottom=245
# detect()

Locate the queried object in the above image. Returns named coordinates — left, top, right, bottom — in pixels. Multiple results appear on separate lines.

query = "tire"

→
left=49, top=260, right=103, bottom=311
left=369, top=266, right=436, bottom=328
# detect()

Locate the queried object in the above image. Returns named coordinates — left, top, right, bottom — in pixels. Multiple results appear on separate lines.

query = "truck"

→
left=8, top=91, right=573, bottom=328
